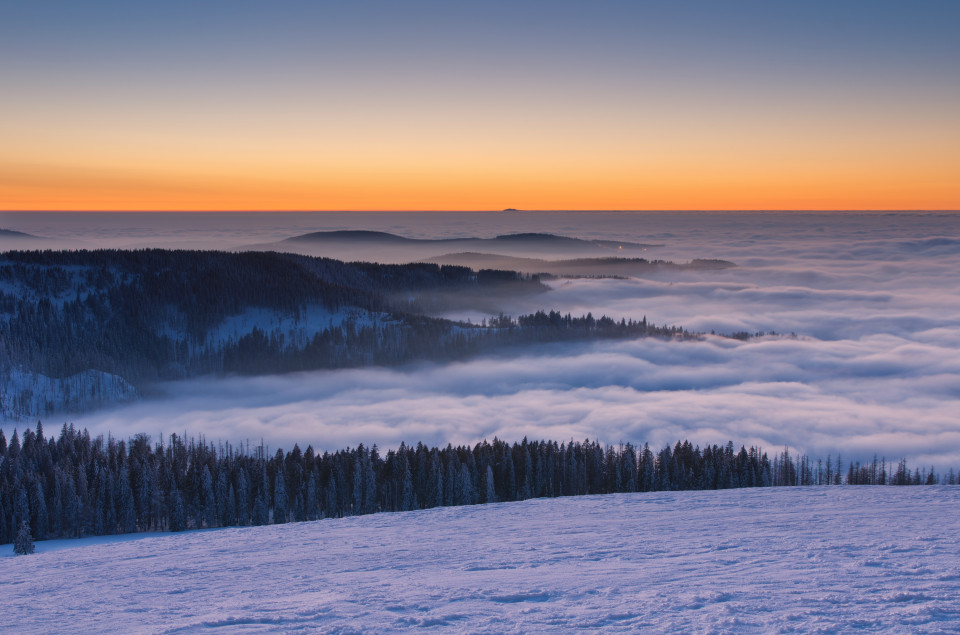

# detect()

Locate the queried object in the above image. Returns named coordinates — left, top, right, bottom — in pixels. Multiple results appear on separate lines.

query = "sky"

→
left=1, top=0, right=959, bottom=211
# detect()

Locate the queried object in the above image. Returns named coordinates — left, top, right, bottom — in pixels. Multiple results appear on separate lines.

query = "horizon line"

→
left=3, top=208, right=958, bottom=214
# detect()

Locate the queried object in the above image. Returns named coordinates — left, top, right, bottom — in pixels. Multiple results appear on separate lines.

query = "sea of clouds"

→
left=13, top=210, right=957, bottom=468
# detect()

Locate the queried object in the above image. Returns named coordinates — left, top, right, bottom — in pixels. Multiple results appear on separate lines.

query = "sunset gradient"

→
left=2, top=1, right=958, bottom=211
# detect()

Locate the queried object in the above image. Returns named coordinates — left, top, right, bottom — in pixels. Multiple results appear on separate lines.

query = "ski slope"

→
left=5, top=486, right=960, bottom=633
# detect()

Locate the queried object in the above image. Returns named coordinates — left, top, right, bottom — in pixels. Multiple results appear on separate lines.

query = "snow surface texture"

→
left=4, top=487, right=960, bottom=633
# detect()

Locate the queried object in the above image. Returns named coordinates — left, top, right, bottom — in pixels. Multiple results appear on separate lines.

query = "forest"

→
left=0, top=249, right=688, bottom=419
left=0, top=422, right=953, bottom=547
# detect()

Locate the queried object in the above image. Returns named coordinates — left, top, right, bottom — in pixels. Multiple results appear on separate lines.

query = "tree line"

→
left=1, top=422, right=954, bottom=547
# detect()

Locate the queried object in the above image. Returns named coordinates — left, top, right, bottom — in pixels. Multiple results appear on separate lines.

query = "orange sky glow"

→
left=2, top=2, right=958, bottom=211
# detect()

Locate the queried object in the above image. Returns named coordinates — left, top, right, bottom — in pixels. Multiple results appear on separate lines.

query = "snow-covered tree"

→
left=14, top=520, right=34, bottom=555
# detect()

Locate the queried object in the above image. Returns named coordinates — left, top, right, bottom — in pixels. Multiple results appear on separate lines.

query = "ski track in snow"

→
left=4, top=486, right=960, bottom=633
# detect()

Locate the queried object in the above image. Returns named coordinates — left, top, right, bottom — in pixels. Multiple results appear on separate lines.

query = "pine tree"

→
left=202, top=467, right=217, bottom=528
left=169, top=490, right=187, bottom=532
left=520, top=447, right=533, bottom=499
left=215, top=470, right=230, bottom=526
left=13, top=485, right=30, bottom=538
left=252, top=491, right=269, bottom=526
left=362, top=453, right=377, bottom=514
left=305, top=473, right=318, bottom=520
left=400, top=464, right=414, bottom=512
left=224, top=484, right=237, bottom=527
left=14, top=520, right=34, bottom=555
left=236, top=468, right=250, bottom=526
left=455, top=463, right=474, bottom=505
left=432, top=456, right=444, bottom=509
left=324, top=475, right=339, bottom=519
left=484, top=465, right=497, bottom=504
left=352, top=462, right=364, bottom=515
left=273, top=468, right=287, bottom=524
left=118, top=471, right=137, bottom=534
left=0, top=502, right=7, bottom=545
left=31, top=481, right=48, bottom=541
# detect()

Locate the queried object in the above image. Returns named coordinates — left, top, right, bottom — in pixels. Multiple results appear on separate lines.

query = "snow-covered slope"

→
left=0, top=369, right=138, bottom=420
left=5, top=486, right=959, bottom=633
left=201, top=304, right=384, bottom=349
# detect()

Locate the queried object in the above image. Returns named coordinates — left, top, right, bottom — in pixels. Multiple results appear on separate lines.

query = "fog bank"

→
left=11, top=210, right=956, bottom=469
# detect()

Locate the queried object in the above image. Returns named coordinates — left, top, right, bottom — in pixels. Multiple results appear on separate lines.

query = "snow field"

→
left=4, top=486, right=960, bottom=633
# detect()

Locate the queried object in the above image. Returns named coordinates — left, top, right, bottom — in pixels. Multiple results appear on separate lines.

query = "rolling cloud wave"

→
left=48, top=211, right=960, bottom=470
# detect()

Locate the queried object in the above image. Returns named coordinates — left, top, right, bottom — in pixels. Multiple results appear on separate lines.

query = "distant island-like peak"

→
left=0, top=228, right=39, bottom=239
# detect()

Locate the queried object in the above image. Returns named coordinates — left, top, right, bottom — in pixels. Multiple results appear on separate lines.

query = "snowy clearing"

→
left=4, top=486, right=960, bottom=633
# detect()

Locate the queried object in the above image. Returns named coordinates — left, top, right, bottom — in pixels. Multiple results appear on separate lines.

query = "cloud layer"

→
left=23, top=210, right=957, bottom=470
left=72, top=332, right=960, bottom=468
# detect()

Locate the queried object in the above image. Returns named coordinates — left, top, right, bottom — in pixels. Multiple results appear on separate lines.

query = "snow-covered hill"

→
left=0, top=369, right=138, bottom=420
left=5, top=486, right=959, bottom=633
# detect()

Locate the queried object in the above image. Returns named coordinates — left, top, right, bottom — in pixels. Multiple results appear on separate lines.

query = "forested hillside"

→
left=0, top=249, right=685, bottom=419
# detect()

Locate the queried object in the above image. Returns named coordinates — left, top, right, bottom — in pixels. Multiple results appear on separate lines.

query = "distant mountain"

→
left=245, top=230, right=663, bottom=264
left=284, top=229, right=651, bottom=251
left=286, top=230, right=418, bottom=244
left=0, top=228, right=39, bottom=239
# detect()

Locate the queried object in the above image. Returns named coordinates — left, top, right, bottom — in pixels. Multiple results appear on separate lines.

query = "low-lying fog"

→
left=7, top=211, right=958, bottom=468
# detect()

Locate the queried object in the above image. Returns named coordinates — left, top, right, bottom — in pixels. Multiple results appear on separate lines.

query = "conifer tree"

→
left=485, top=465, right=497, bottom=504
left=400, top=464, right=414, bottom=512
left=215, top=470, right=230, bottom=526
left=202, top=467, right=217, bottom=528
left=14, top=486, right=29, bottom=537
left=252, top=491, right=269, bottom=526
left=224, top=484, right=237, bottom=527
left=273, top=467, right=287, bottom=524
left=14, top=520, right=34, bottom=555
left=324, top=475, right=339, bottom=519
left=305, top=473, right=318, bottom=521
left=169, top=490, right=186, bottom=532
left=236, top=468, right=250, bottom=526
left=118, top=471, right=137, bottom=534
left=31, top=481, right=48, bottom=541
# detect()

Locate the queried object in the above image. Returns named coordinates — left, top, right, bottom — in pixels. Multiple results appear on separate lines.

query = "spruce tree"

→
left=14, top=520, right=35, bottom=555
left=362, top=454, right=377, bottom=514
left=215, top=470, right=231, bottom=526
left=224, top=484, right=237, bottom=527
left=252, top=491, right=269, bottom=526
left=169, top=490, right=187, bottom=532
left=236, top=468, right=250, bottom=526
left=31, top=481, right=48, bottom=541
left=485, top=465, right=497, bottom=504
left=202, top=467, right=217, bottom=528
left=118, top=472, right=137, bottom=534
left=324, top=475, right=338, bottom=519
left=305, top=473, right=318, bottom=521
left=273, top=469, right=287, bottom=523
left=352, top=462, right=364, bottom=515
left=0, top=503, right=7, bottom=545
left=400, top=464, right=414, bottom=512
